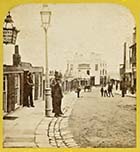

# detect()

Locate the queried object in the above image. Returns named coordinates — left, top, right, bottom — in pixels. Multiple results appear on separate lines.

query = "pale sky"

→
left=3, top=3, right=135, bottom=74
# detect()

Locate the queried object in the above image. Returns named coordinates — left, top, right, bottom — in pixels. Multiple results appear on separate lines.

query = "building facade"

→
left=3, top=45, right=44, bottom=115
left=64, top=52, right=108, bottom=87
left=120, top=27, right=136, bottom=94
left=129, top=27, right=136, bottom=92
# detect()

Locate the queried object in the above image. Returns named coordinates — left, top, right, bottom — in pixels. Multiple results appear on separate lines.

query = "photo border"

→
left=0, top=0, right=139, bottom=152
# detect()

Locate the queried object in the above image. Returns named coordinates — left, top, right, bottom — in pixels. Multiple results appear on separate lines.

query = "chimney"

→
left=133, top=27, right=136, bottom=44
left=13, top=45, right=21, bottom=66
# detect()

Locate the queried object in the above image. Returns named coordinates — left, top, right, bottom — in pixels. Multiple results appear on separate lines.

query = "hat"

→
left=27, top=71, right=32, bottom=76
left=54, top=71, right=62, bottom=80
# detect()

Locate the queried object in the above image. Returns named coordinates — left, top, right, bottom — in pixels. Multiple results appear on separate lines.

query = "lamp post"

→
left=40, top=5, right=52, bottom=117
left=3, top=12, right=19, bottom=45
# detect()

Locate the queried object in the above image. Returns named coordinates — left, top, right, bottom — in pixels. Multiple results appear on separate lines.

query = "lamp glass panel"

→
left=3, top=29, right=13, bottom=43
left=3, top=28, right=17, bottom=44
left=41, top=11, right=51, bottom=25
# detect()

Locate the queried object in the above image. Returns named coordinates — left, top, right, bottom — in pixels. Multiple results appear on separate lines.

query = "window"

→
left=103, top=69, right=104, bottom=75
left=95, top=64, right=98, bottom=71
left=87, top=70, right=90, bottom=75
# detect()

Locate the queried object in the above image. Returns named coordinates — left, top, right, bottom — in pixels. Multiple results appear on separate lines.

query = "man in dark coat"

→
left=50, top=78, right=56, bottom=113
left=51, top=77, right=63, bottom=117
left=23, top=71, right=29, bottom=107
left=26, top=72, right=35, bottom=107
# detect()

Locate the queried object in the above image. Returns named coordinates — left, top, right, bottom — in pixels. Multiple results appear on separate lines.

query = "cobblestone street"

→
left=35, top=92, right=79, bottom=148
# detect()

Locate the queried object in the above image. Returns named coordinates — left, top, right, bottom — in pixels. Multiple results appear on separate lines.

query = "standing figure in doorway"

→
left=26, top=72, right=35, bottom=107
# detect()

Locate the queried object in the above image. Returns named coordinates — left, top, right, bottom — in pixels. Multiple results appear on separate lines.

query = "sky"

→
left=3, top=3, right=135, bottom=74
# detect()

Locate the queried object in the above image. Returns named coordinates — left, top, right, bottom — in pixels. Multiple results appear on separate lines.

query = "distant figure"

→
left=76, top=86, right=81, bottom=98
left=103, top=85, right=108, bottom=97
left=100, top=85, right=104, bottom=97
left=108, top=83, right=114, bottom=97
left=26, top=72, right=35, bottom=107
left=121, top=81, right=126, bottom=97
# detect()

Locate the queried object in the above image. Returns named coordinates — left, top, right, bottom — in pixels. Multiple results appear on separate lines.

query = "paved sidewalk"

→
left=3, top=91, right=78, bottom=148
left=3, top=98, right=46, bottom=148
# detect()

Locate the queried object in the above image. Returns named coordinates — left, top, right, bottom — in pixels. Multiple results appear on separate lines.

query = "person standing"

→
left=26, top=72, right=35, bottom=107
left=76, top=85, right=81, bottom=98
left=121, top=80, right=126, bottom=97
left=23, top=71, right=29, bottom=107
left=51, top=77, right=63, bottom=117
left=50, top=78, right=56, bottom=113
left=108, top=83, right=114, bottom=97
left=100, top=85, right=104, bottom=97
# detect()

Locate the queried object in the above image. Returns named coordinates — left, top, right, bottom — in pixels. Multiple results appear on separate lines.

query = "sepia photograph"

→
left=2, top=3, right=136, bottom=148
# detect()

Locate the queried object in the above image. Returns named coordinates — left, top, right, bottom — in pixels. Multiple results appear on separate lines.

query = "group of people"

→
left=24, top=70, right=123, bottom=117
left=100, top=83, right=114, bottom=97
left=23, top=70, right=64, bottom=117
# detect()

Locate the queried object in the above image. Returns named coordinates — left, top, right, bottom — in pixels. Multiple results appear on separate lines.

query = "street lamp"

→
left=40, top=5, right=52, bottom=117
left=3, top=12, right=19, bottom=45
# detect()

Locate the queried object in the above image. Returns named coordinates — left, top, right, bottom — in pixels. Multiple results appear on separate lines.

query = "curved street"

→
left=3, top=87, right=136, bottom=148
